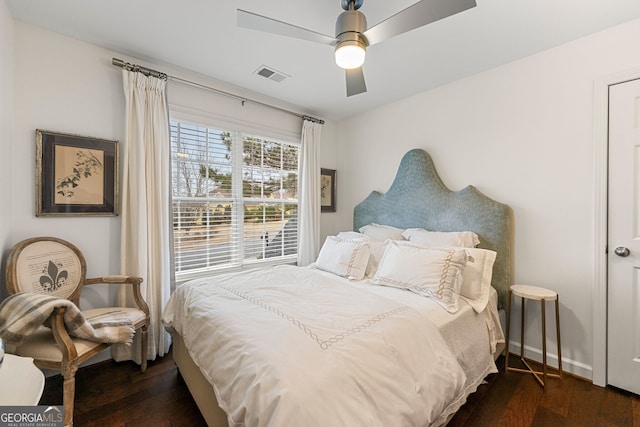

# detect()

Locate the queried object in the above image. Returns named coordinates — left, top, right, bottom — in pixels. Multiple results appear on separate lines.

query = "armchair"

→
left=3, top=237, right=150, bottom=427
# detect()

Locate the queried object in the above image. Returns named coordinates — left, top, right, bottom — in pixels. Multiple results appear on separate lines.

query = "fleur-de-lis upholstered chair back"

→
left=6, top=237, right=86, bottom=305
left=2, top=237, right=149, bottom=427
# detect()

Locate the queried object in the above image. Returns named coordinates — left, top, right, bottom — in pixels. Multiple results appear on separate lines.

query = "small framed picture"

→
left=36, top=130, right=119, bottom=216
left=320, top=168, right=336, bottom=213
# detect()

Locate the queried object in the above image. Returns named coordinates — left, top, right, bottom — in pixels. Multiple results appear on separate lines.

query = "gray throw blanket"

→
left=0, top=293, right=134, bottom=345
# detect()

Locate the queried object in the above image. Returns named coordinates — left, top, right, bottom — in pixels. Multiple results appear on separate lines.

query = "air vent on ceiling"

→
left=254, top=65, right=289, bottom=83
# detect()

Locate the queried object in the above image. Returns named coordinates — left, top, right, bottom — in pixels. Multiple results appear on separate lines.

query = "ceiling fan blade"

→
left=345, top=67, right=367, bottom=97
left=238, top=9, right=337, bottom=46
left=363, top=0, right=476, bottom=46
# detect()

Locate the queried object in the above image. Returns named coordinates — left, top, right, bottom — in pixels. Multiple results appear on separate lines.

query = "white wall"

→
left=335, top=17, right=640, bottom=379
left=11, top=22, right=129, bottom=364
left=0, top=0, right=14, bottom=297
left=13, top=23, right=126, bottom=310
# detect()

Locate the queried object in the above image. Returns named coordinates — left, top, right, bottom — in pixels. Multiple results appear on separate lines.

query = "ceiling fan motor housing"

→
left=335, top=9, right=368, bottom=49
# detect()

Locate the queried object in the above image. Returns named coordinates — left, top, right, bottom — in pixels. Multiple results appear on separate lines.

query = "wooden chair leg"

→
left=62, top=366, right=77, bottom=427
left=141, top=325, right=148, bottom=373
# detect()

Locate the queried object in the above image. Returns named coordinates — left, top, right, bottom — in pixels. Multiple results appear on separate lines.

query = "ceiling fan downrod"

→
left=341, top=0, right=363, bottom=11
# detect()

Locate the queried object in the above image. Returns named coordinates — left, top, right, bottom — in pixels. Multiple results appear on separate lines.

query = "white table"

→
left=0, top=354, right=45, bottom=405
left=504, top=284, right=563, bottom=387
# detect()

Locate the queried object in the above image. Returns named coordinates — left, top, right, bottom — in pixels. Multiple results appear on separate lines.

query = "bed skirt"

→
left=173, top=333, right=229, bottom=427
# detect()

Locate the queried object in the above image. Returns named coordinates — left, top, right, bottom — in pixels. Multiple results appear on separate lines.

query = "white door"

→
left=608, top=78, right=640, bottom=394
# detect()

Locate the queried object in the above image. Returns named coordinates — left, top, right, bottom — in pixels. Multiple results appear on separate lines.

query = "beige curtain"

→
left=113, top=70, right=172, bottom=363
left=297, top=119, right=322, bottom=266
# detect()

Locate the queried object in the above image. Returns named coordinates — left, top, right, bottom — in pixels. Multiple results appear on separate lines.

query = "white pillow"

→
left=336, top=232, right=385, bottom=277
left=358, top=223, right=406, bottom=241
left=371, top=241, right=467, bottom=313
left=401, top=228, right=480, bottom=248
left=315, top=236, right=370, bottom=280
left=460, top=248, right=497, bottom=313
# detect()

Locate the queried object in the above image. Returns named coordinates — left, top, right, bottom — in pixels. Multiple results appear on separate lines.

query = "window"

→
left=171, top=120, right=299, bottom=278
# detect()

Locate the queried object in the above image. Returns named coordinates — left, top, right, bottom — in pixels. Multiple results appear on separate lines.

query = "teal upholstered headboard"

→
left=353, top=149, right=513, bottom=309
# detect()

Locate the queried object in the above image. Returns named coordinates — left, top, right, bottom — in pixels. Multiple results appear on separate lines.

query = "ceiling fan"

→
left=238, top=0, right=477, bottom=97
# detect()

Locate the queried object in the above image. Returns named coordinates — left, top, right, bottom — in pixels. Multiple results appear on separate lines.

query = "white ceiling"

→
left=7, top=0, right=640, bottom=121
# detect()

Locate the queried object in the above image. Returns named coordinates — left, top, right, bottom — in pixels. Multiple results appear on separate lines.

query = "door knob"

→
left=615, top=247, right=630, bottom=257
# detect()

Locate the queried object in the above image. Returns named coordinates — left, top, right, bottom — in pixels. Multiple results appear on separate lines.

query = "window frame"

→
left=169, top=111, right=300, bottom=283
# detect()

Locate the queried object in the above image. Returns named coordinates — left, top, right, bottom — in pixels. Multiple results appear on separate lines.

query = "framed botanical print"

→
left=36, top=130, right=119, bottom=216
left=321, top=168, right=336, bottom=213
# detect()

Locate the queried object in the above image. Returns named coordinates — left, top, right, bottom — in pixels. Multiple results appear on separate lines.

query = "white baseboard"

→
left=506, top=341, right=594, bottom=382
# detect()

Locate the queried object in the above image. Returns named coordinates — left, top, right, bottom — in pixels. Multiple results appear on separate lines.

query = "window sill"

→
left=174, top=256, right=297, bottom=287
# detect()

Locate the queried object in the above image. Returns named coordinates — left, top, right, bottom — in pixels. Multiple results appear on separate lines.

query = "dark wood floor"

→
left=449, top=357, right=640, bottom=427
left=39, top=352, right=207, bottom=427
left=40, top=352, right=640, bottom=426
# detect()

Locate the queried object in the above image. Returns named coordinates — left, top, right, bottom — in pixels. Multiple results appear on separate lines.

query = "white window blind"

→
left=171, top=120, right=299, bottom=278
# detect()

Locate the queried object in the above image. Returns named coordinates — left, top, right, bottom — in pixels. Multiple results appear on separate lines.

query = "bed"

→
left=162, top=148, right=513, bottom=426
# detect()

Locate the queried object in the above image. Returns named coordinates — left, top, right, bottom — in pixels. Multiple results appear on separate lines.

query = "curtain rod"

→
left=112, top=58, right=325, bottom=125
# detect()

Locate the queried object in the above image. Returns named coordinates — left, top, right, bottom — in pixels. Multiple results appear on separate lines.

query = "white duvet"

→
left=163, top=265, right=492, bottom=427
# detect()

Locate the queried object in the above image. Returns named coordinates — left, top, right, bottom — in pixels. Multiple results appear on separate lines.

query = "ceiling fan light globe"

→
left=335, top=43, right=366, bottom=69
